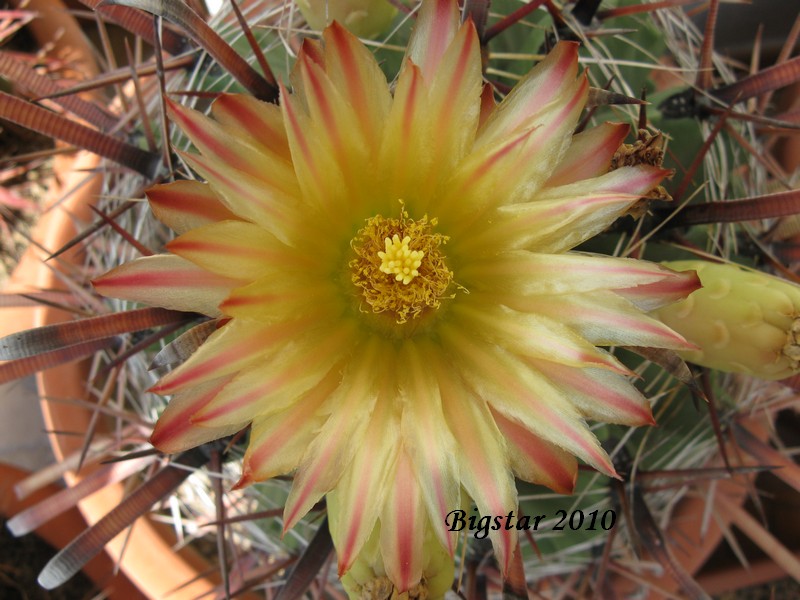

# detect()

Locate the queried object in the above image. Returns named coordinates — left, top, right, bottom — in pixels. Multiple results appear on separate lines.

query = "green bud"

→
left=296, top=0, right=397, bottom=39
left=655, top=260, right=800, bottom=380
left=340, top=521, right=454, bottom=600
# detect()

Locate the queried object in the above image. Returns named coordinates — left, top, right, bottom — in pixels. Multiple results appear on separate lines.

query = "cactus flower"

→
left=656, top=260, right=800, bottom=380
left=93, top=0, right=699, bottom=594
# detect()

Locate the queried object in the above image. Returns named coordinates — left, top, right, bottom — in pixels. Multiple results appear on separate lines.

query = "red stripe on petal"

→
left=300, top=37, right=325, bottom=69
left=402, top=64, right=422, bottom=134
left=538, top=360, right=655, bottom=426
left=249, top=423, right=293, bottom=467
left=395, top=459, right=417, bottom=588
left=169, top=100, right=244, bottom=167
left=150, top=320, right=282, bottom=394
left=339, top=489, right=368, bottom=574
left=212, top=94, right=290, bottom=159
left=168, top=239, right=247, bottom=257
left=190, top=385, right=263, bottom=424
left=616, top=268, right=702, bottom=310
left=479, top=83, right=496, bottom=129
left=535, top=74, right=589, bottom=144
left=411, top=0, right=460, bottom=81
left=479, top=42, right=579, bottom=142
left=283, top=446, right=335, bottom=529
left=326, top=23, right=363, bottom=103
left=153, top=345, right=246, bottom=393
left=381, top=451, right=422, bottom=591
left=94, top=264, right=237, bottom=290
left=546, top=123, right=630, bottom=187
left=300, top=55, right=343, bottom=154
left=150, top=376, right=235, bottom=452
left=147, top=181, right=238, bottom=233
left=280, top=83, right=320, bottom=182
left=494, top=409, right=577, bottom=494
left=449, top=22, right=477, bottom=93
left=450, top=128, right=532, bottom=200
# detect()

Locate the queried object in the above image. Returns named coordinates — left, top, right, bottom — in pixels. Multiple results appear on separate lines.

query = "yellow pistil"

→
left=350, top=205, right=453, bottom=324
left=378, top=235, right=424, bottom=285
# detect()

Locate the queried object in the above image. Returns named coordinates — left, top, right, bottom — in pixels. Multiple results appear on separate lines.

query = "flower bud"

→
left=296, top=0, right=397, bottom=38
left=339, top=521, right=454, bottom=600
left=655, top=260, right=800, bottom=380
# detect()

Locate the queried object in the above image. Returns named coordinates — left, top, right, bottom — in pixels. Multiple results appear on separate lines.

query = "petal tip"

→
left=233, top=470, right=254, bottom=491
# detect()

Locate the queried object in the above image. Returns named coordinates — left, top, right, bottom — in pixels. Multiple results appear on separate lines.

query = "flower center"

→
left=350, top=206, right=453, bottom=324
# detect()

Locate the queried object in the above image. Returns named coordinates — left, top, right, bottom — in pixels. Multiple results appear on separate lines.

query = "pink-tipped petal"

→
left=377, top=61, right=429, bottom=201
left=166, top=220, right=303, bottom=280
left=399, top=341, right=460, bottom=555
left=405, top=0, right=460, bottom=83
left=440, top=324, right=618, bottom=478
left=150, top=376, right=246, bottom=453
left=211, top=93, right=291, bottom=161
left=478, top=41, right=580, bottom=144
left=150, top=319, right=281, bottom=395
left=237, top=372, right=339, bottom=487
left=300, top=37, right=325, bottom=68
left=491, top=409, right=578, bottom=494
left=169, top=99, right=296, bottom=190
left=419, top=20, right=482, bottom=200
left=453, top=300, right=629, bottom=374
left=464, top=166, right=669, bottom=253
left=441, top=74, right=590, bottom=226
left=528, top=360, right=655, bottom=426
left=322, top=22, right=391, bottom=152
left=461, top=250, right=690, bottom=297
left=434, top=357, right=518, bottom=574
left=93, top=255, right=242, bottom=316
left=478, top=83, right=497, bottom=130
left=517, top=290, right=694, bottom=349
left=329, top=396, right=399, bottom=575
left=282, top=339, right=384, bottom=531
left=192, top=321, right=356, bottom=427
left=615, top=266, right=702, bottom=311
left=546, top=122, right=631, bottom=187
left=279, top=83, right=348, bottom=218
left=147, top=180, right=238, bottom=235
left=294, top=48, right=374, bottom=201
left=380, top=449, right=425, bottom=591
left=180, top=151, right=298, bottom=245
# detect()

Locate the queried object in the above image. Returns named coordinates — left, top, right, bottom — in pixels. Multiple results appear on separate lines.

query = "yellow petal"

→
left=399, top=341, right=460, bottom=555
left=167, top=220, right=305, bottom=280
left=283, top=338, right=385, bottom=530
left=147, top=180, right=238, bottom=235
left=433, top=355, right=519, bottom=574
left=93, top=255, right=242, bottom=316
left=192, top=321, right=357, bottom=427
left=238, top=371, right=339, bottom=487
left=150, top=375, right=246, bottom=453
left=328, top=391, right=399, bottom=575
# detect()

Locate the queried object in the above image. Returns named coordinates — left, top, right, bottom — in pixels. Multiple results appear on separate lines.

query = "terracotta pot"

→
left=1, top=150, right=224, bottom=599
left=0, top=462, right=143, bottom=597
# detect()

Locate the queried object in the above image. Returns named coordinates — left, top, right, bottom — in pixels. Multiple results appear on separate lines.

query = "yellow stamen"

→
left=350, top=204, right=453, bottom=324
left=378, top=234, right=424, bottom=285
